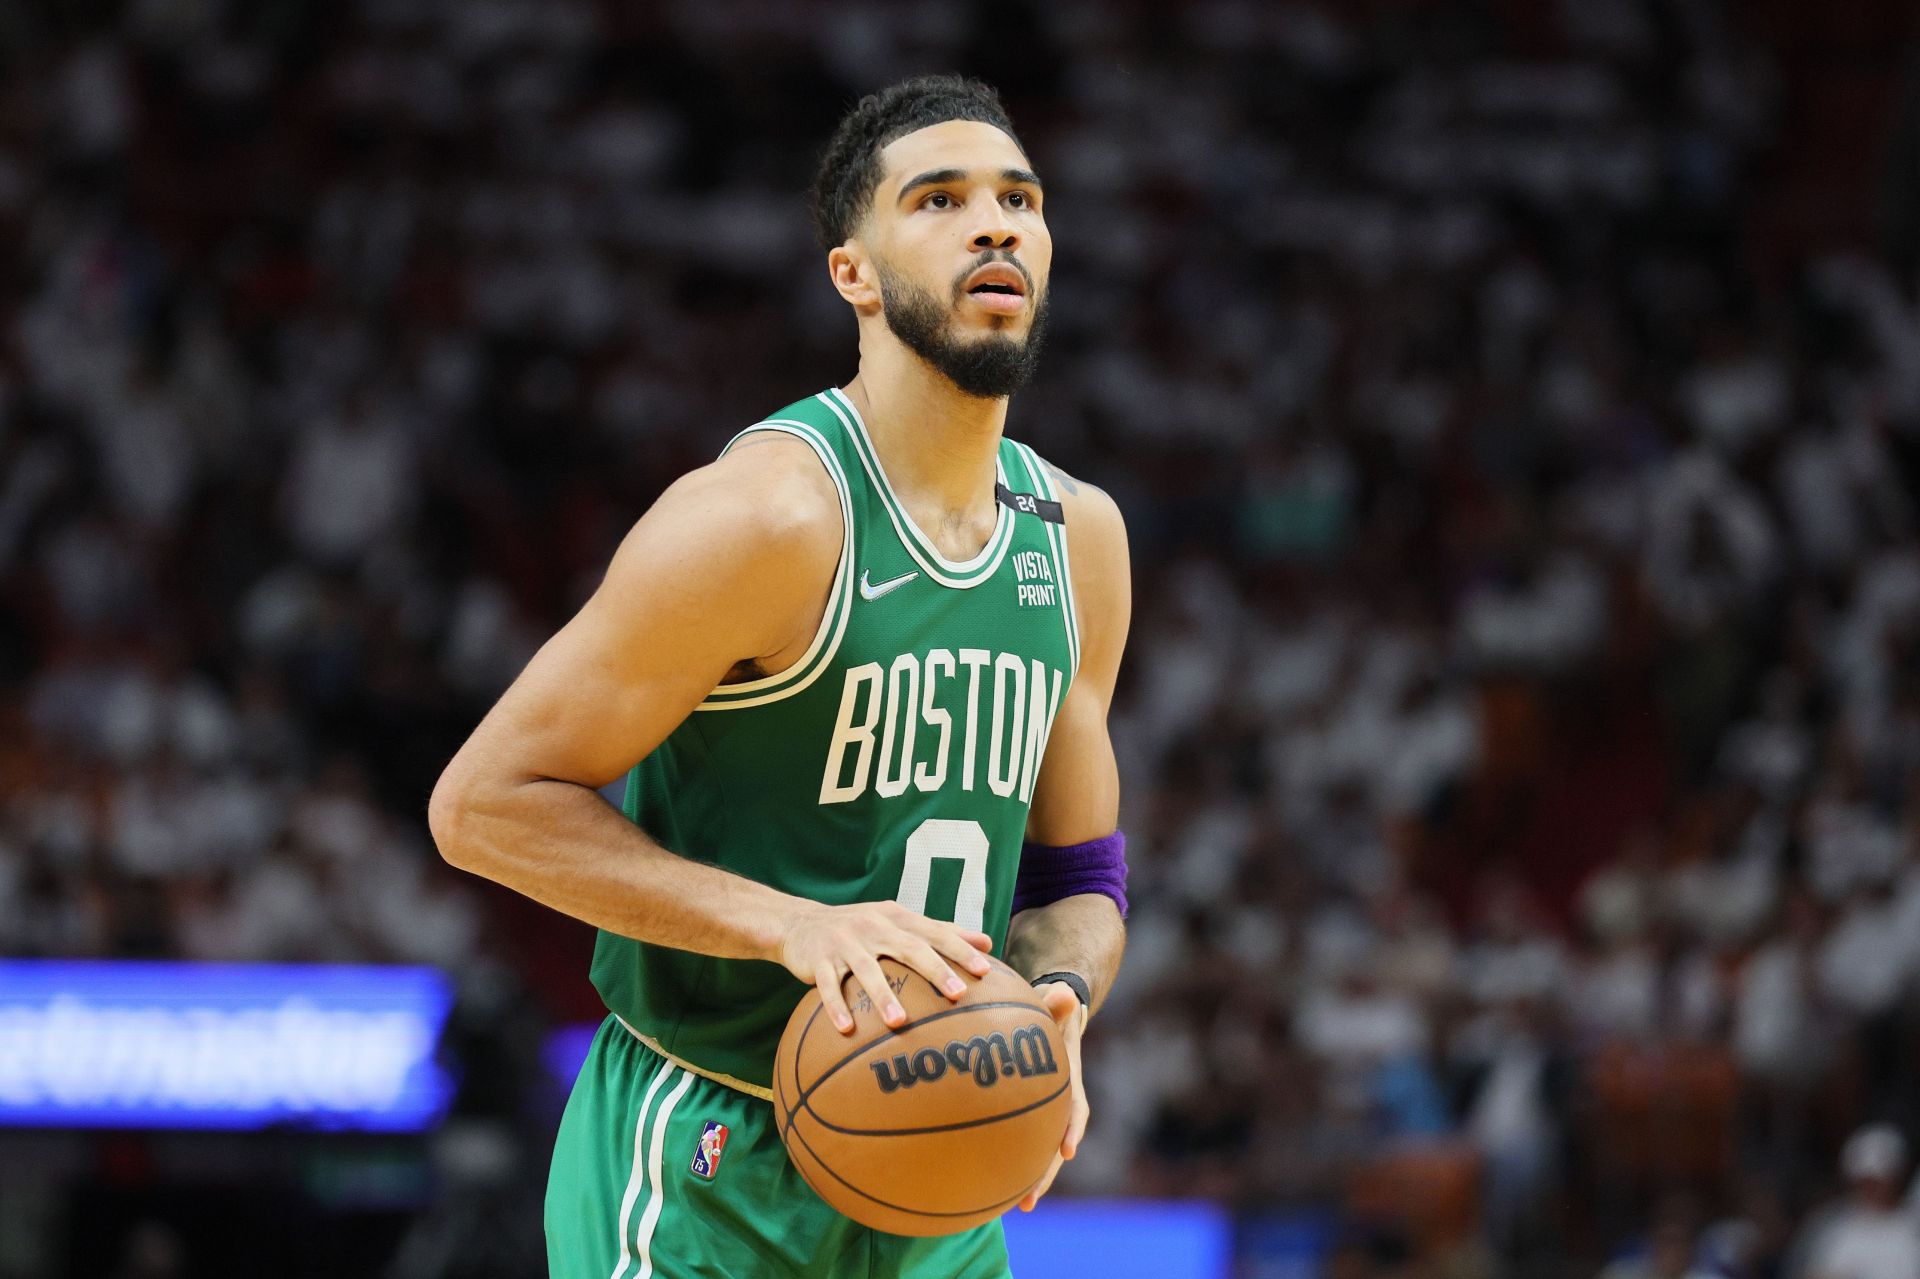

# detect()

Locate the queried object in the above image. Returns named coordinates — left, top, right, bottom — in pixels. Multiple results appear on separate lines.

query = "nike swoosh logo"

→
left=859, top=569, right=919, bottom=601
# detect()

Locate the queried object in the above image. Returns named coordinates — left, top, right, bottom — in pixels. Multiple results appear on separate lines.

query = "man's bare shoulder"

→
left=1042, top=458, right=1126, bottom=565
left=648, top=431, right=843, bottom=559
left=1036, top=455, right=1130, bottom=683
left=597, top=427, right=843, bottom=628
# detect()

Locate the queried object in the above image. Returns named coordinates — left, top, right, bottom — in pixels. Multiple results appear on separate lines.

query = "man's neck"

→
left=841, top=344, right=1008, bottom=534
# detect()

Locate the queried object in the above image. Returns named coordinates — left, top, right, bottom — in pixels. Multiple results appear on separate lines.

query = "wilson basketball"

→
left=773, top=954, right=1072, bottom=1236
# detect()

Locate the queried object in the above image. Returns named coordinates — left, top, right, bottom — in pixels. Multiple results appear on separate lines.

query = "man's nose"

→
left=970, top=205, right=1018, bottom=251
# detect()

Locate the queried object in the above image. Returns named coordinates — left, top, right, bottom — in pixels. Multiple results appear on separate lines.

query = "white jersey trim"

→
left=1016, top=441, right=1081, bottom=680
left=693, top=418, right=855, bottom=711
left=819, top=388, right=1017, bottom=589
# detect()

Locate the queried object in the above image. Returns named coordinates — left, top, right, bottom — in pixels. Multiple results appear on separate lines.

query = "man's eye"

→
left=1007, top=191, right=1028, bottom=208
left=925, top=193, right=951, bottom=209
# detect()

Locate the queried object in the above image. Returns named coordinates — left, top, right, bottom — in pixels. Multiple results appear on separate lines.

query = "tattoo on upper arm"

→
left=1047, top=461, right=1085, bottom=496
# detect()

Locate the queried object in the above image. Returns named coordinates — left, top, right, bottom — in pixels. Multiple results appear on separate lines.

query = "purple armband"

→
left=1012, top=830, right=1128, bottom=919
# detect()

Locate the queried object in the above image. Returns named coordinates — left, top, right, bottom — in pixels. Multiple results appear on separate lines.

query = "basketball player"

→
left=430, top=75, right=1130, bottom=1278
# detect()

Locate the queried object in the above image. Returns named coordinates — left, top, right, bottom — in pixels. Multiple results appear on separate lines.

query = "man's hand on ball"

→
left=1018, top=982, right=1089, bottom=1213
left=779, top=900, right=993, bottom=1034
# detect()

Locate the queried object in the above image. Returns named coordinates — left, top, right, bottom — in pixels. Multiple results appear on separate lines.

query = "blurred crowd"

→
left=3, top=0, right=1920, bottom=1275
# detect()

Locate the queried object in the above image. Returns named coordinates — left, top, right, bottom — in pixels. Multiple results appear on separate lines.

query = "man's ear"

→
left=828, top=243, right=882, bottom=313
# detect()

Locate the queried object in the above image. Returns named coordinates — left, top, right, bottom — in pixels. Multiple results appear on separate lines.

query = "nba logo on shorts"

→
left=690, top=1120, right=729, bottom=1180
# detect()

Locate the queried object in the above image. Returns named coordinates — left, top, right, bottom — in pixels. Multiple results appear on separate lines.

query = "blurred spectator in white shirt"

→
left=1798, top=1126, right=1920, bottom=1279
left=281, top=396, right=417, bottom=567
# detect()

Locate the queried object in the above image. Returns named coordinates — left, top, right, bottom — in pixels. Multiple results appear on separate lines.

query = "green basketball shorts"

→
left=547, top=1015, right=1015, bottom=1279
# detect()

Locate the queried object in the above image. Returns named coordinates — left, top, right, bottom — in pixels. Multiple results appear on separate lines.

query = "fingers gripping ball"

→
left=773, top=954, right=1072, bottom=1236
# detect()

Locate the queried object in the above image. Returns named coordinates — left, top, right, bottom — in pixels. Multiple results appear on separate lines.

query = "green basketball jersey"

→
left=591, top=386, right=1081, bottom=1093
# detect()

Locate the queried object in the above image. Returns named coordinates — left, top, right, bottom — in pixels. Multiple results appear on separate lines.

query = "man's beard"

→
left=876, top=258, right=1050, bottom=399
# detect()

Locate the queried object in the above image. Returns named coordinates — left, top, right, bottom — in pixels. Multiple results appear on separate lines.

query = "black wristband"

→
left=1031, top=971, right=1092, bottom=1010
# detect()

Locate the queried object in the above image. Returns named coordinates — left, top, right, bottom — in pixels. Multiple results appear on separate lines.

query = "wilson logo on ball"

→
left=868, top=1024, right=1058, bottom=1093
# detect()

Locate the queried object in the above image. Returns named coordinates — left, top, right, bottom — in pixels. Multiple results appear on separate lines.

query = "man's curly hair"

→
left=808, top=75, right=1026, bottom=251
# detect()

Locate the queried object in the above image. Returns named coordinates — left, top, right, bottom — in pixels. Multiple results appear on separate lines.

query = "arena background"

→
left=3, top=0, right=1920, bottom=1275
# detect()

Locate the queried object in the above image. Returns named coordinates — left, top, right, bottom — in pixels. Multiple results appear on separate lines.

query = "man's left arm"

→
left=1005, top=464, right=1131, bottom=1211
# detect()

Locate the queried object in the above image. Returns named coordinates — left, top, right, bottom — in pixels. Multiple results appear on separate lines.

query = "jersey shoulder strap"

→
left=694, top=395, right=859, bottom=712
left=999, top=435, right=1081, bottom=678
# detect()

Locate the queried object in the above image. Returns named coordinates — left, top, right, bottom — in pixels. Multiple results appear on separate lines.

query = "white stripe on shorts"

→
left=608, top=1057, right=677, bottom=1279
left=635, top=1069, right=697, bottom=1279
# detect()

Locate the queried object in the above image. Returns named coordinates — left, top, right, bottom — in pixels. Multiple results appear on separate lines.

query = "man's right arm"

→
left=427, top=435, right=990, bottom=1033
